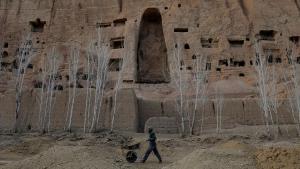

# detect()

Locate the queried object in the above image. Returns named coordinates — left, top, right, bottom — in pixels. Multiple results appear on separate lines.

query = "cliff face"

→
left=0, top=0, right=300, bottom=133
left=0, top=0, right=299, bottom=95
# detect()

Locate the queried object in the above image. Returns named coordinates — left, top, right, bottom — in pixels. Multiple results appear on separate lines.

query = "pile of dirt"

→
left=163, top=140, right=256, bottom=169
left=255, top=146, right=300, bottom=169
left=184, top=135, right=223, bottom=145
left=94, top=131, right=133, bottom=147
left=216, top=140, right=253, bottom=152
left=54, top=131, right=133, bottom=147
left=2, top=145, right=116, bottom=169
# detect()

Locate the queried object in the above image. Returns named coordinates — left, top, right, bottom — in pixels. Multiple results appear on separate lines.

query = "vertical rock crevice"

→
left=118, top=0, right=122, bottom=13
left=49, top=0, right=57, bottom=26
left=294, top=0, right=300, bottom=13
left=238, top=0, right=249, bottom=20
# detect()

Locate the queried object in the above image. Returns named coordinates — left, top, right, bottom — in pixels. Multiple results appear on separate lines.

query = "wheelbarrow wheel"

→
left=126, top=151, right=138, bottom=163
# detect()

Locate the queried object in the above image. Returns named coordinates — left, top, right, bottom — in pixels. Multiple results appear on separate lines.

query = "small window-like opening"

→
left=27, top=124, right=32, bottom=130
left=123, top=80, right=134, bottom=83
left=27, top=64, right=33, bottom=69
left=206, top=63, right=211, bottom=70
left=113, top=18, right=127, bottom=26
left=12, top=59, right=18, bottom=69
left=164, top=7, right=168, bottom=10
left=290, top=36, right=300, bottom=45
left=1, top=62, right=11, bottom=69
left=54, top=74, right=62, bottom=80
left=186, top=66, right=192, bottom=70
left=174, top=28, right=188, bottom=32
left=259, top=30, right=276, bottom=41
left=228, top=40, right=244, bottom=48
left=180, top=60, right=184, bottom=66
left=66, top=75, right=70, bottom=81
left=54, top=85, right=64, bottom=91
left=76, top=72, right=83, bottom=80
left=34, top=81, right=44, bottom=88
left=275, top=57, right=282, bottom=63
left=239, top=61, right=245, bottom=67
left=178, top=4, right=181, bottom=8
left=29, top=18, right=46, bottom=32
left=230, top=58, right=233, bottom=65
left=239, top=73, right=245, bottom=77
left=201, top=38, right=219, bottom=48
left=109, top=58, right=123, bottom=71
left=233, top=60, right=245, bottom=67
left=82, top=74, right=89, bottom=80
left=184, top=43, right=190, bottom=49
left=192, top=55, right=197, bottom=59
left=4, top=43, right=8, bottom=48
left=219, top=59, right=228, bottom=66
left=2, top=51, right=8, bottom=58
left=250, top=60, right=253, bottom=65
left=96, top=22, right=112, bottom=28
left=216, top=68, right=221, bottom=72
left=76, top=82, right=84, bottom=88
left=267, top=55, right=273, bottom=63
left=110, top=37, right=124, bottom=49
left=297, top=57, right=300, bottom=64
left=78, top=3, right=82, bottom=9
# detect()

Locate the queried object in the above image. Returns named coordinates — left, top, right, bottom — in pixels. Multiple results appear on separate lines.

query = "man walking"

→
left=142, top=128, right=162, bottom=163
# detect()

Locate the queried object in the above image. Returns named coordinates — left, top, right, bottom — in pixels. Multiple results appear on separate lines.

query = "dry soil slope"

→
left=163, top=140, right=256, bottom=169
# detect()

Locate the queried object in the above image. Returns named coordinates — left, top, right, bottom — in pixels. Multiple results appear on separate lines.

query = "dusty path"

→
left=0, top=131, right=299, bottom=169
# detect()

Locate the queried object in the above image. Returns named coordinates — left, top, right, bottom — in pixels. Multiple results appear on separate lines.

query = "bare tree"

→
left=110, top=57, right=128, bottom=132
left=0, top=42, right=3, bottom=72
left=199, top=94, right=208, bottom=135
left=269, top=65, right=281, bottom=137
left=215, top=90, right=224, bottom=134
left=65, top=45, right=80, bottom=132
left=171, top=42, right=189, bottom=136
left=285, top=44, right=300, bottom=135
left=38, top=56, right=47, bottom=132
left=254, top=41, right=279, bottom=136
left=39, top=47, right=60, bottom=133
left=83, top=49, right=93, bottom=133
left=110, top=33, right=130, bottom=132
left=189, top=55, right=208, bottom=135
left=14, top=34, right=35, bottom=132
left=87, top=28, right=110, bottom=132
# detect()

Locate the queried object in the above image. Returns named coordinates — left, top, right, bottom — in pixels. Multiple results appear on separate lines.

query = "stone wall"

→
left=0, top=87, right=298, bottom=133
left=138, top=98, right=298, bottom=134
left=0, top=89, right=138, bottom=132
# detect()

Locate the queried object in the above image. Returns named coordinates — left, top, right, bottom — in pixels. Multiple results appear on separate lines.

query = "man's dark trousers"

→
left=142, top=142, right=162, bottom=162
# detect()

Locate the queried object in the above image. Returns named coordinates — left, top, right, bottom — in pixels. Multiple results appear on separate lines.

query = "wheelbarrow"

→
left=121, top=142, right=141, bottom=163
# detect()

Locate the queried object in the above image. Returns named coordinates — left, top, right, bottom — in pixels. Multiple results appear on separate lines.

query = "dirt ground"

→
left=0, top=130, right=299, bottom=169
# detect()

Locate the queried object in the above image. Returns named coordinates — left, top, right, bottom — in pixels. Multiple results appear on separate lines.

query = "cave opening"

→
left=30, top=18, right=46, bottom=32
left=137, top=8, right=170, bottom=83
